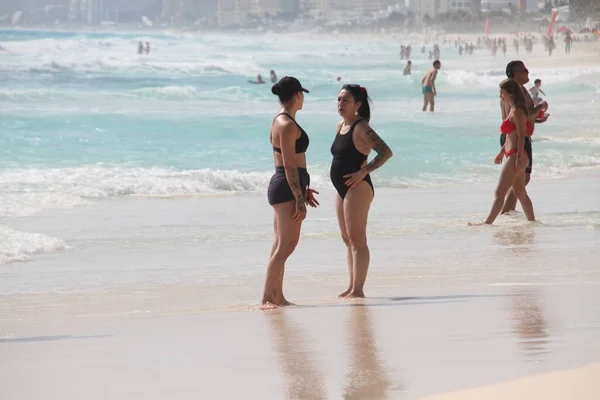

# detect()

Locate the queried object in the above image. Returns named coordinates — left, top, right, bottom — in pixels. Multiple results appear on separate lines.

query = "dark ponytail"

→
left=343, top=84, right=372, bottom=122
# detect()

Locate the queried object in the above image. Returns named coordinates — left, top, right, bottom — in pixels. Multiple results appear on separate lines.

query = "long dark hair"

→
left=342, top=84, right=372, bottom=122
left=500, top=78, right=528, bottom=116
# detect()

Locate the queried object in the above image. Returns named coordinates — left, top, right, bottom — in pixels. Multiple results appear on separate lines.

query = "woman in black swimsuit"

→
left=331, top=84, right=393, bottom=298
left=261, top=76, right=319, bottom=310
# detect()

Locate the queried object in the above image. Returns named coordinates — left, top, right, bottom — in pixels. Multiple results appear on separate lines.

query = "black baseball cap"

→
left=505, top=60, right=528, bottom=78
left=272, top=76, right=309, bottom=98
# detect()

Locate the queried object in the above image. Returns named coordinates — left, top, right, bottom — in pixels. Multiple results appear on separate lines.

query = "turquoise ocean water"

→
left=1, top=29, right=600, bottom=268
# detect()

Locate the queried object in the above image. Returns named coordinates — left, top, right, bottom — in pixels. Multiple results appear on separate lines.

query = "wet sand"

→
left=2, top=282, right=600, bottom=399
left=2, top=163, right=599, bottom=400
left=420, top=362, right=600, bottom=400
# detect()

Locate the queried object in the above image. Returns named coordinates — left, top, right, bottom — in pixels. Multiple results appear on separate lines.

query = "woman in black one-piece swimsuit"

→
left=261, top=77, right=319, bottom=310
left=331, top=84, right=393, bottom=299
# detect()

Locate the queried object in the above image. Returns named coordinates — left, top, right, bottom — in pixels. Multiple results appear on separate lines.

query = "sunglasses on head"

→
left=342, top=84, right=366, bottom=93
left=515, top=68, right=529, bottom=73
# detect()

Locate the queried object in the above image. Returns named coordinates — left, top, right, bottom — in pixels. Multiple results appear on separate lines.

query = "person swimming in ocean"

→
left=422, top=60, right=441, bottom=112
left=248, top=74, right=265, bottom=84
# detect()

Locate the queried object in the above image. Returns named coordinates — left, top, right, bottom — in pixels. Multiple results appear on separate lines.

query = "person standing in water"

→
left=270, top=70, right=278, bottom=83
left=137, top=41, right=144, bottom=55
left=499, top=61, right=548, bottom=215
left=471, top=78, right=535, bottom=225
left=529, top=79, right=546, bottom=106
left=403, top=60, right=412, bottom=76
left=261, top=77, right=319, bottom=310
left=331, top=84, right=393, bottom=298
left=564, top=33, right=573, bottom=55
left=422, top=60, right=441, bottom=112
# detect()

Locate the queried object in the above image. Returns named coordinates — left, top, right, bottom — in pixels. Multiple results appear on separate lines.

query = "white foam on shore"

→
left=0, top=225, right=66, bottom=265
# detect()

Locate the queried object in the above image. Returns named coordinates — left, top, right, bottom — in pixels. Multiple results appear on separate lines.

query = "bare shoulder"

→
left=353, top=119, right=372, bottom=136
left=274, top=116, right=296, bottom=133
left=513, top=107, right=526, bottom=119
left=336, top=120, right=343, bottom=133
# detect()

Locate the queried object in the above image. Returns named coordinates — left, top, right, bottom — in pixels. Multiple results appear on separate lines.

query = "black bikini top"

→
left=271, top=113, right=309, bottom=154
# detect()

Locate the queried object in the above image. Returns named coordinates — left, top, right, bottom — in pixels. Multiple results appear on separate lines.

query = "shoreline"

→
left=1, top=165, right=598, bottom=322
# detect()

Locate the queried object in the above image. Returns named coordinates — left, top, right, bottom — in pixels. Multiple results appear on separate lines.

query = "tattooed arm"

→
left=343, top=122, right=393, bottom=187
left=359, top=123, right=393, bottom=173
left=278, top=119, right=306, bottom=205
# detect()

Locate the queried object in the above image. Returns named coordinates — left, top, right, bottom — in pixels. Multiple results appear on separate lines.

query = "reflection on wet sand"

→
left=266, top=310, right=327, bottom=400
left=494, top=227, right=535, bottom=248
left=343, top=304, right=393, bottom=400
left=508, top=288, right=550, bottom=360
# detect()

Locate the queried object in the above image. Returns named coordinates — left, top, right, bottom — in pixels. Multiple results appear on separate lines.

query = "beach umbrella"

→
left=557, top=26, right=571, bottom=34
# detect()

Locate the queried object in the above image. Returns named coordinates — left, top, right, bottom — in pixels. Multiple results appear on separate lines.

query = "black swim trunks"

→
left=500, top=134, right=532, bottom=173
left=267, top=167, right=310, bottom=205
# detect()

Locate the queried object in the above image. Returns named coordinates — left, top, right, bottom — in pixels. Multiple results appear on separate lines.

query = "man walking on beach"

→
left=500, top=61, right=549, bottom=214
left=422, top=60, right=441, bottom=112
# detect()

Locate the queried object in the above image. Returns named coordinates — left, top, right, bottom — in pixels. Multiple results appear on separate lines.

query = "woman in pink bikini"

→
left=472, top=78, right=535, bottom=225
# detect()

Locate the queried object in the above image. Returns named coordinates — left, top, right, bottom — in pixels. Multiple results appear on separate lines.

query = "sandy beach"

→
left=2, top=284, right=600, bottom=399
left=420, top=363, right=600, bottom=400
left=2, top=168, right=600, bottom=400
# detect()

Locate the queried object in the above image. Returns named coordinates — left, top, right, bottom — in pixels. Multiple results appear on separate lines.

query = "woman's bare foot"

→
left=338, top=288, right=352, bottom=298
left=259, top=301, right=280, bottom=310
left=260, top=296, right=288, bottom=310
left=344, top=291, right=365, bottom=299
left=275, top=295, right=296, bottom=306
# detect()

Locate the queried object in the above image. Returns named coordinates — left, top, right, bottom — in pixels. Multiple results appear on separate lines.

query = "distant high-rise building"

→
left=179, top=0, right=218, bottom=21
left=217, top=0, right=252, bottom=27
left=481, top=0, right=516, bottom=11
left=409, top=0, right=443, bottom=19
left=445, top=0, right=471, bottom=12
left=280, top=0, right=300, bottom=13
left=410, top=0, right=481, bottom=16
left=197, top=0, right=219, bottom=19
left=252, top=0, right=282, bottom=17
left=161, top=0, right=179, bottom=21
left=299, top=0, right=327, bottom=15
